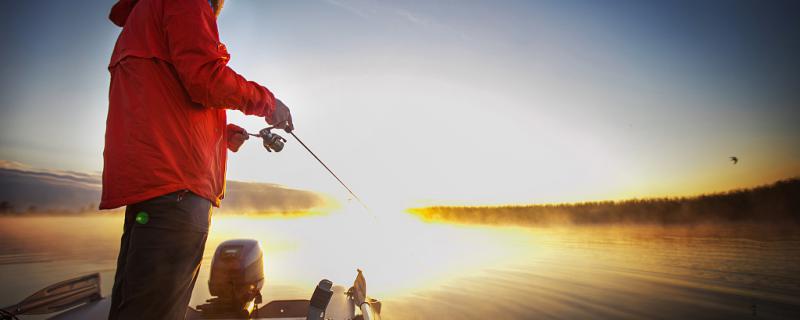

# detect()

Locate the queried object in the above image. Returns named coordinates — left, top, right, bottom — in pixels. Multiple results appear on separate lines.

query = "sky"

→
left=1, top=0, right=798, bottom=208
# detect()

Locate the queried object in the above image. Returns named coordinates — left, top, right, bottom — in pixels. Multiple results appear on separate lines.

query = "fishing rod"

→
left=247, top=127, right=370, bottom=213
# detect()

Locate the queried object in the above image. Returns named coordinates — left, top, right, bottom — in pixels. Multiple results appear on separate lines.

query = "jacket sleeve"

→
left=162, top=0, right=275, bottom=118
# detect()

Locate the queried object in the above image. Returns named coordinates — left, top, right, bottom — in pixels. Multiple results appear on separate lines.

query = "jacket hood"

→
left=109, top=0, right=140, bottom=27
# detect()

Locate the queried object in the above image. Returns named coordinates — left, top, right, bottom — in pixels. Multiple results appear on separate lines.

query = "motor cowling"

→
left=208, top=239, right=264, bottom=306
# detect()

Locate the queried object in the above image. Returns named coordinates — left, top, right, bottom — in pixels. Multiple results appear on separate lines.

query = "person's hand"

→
left=226, top=123, right=249, bottom=152
left=266, top=98, right=294, bottom=133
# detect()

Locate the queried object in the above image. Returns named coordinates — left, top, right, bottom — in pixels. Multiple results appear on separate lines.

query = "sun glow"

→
left=196, top=207, right=534, bottom=302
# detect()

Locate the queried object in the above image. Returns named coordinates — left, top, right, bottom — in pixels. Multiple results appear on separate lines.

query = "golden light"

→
left=190, top=206, right=539, bottom=305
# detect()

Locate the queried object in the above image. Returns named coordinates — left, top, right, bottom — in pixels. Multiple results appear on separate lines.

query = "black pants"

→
left=109, top=190, right=212, bottom=320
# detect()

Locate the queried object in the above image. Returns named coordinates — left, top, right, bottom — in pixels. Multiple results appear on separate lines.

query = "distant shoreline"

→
left=408, top=177, right=800, bottom=228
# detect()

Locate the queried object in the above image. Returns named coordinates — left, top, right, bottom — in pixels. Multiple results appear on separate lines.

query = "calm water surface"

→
left=1, top=213, right=799, bottom=319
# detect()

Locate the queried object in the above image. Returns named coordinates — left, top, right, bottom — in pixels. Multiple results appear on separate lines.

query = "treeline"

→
left=407, top=178, right=800, bottom=226
left=0, top=201, right=105, bottom=215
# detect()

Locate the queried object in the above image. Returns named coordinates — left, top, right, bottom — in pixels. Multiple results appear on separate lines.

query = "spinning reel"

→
left=248, top=127, right=287, bottom=152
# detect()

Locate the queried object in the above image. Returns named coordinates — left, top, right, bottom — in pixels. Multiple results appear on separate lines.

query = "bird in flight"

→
left=730, top=156, right=738, bottom=164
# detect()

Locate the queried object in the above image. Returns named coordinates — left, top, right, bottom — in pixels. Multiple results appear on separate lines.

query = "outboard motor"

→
left=197, top=239, right=264, bottom=318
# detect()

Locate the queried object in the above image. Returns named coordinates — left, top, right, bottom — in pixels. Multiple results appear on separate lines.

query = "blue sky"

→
left=1, top=0, right=798, bottom=206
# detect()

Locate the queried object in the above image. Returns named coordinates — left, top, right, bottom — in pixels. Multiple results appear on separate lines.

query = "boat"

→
left=0, top=239, right=382, bottom=320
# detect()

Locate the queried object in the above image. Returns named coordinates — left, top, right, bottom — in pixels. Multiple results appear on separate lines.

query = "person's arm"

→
left=163, top=0, right=276, bottom=119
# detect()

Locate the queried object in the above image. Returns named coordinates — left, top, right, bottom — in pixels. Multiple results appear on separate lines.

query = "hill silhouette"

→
left=408, top=178, right=800, bottom=226
left=0, top=160, right=333, bottom=215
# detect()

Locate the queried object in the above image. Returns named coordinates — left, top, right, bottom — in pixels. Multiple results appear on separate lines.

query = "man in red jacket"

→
left=102, top=0, right=292, bottom=319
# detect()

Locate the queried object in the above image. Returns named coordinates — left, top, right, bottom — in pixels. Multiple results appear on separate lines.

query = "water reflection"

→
left=200, top=209, right=531, bottom=301
left=1, top=212, right=799, bottom=319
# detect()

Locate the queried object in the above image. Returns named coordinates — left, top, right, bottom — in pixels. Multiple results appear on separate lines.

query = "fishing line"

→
left=247, top=127, right=373, bottom=216
left=289, top=132, right=370, bottom=211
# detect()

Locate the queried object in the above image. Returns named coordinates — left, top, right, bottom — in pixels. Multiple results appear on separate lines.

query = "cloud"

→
left=0, top=161, right=334, bottom=214
left=322, top=0, right=460, bottom=36
left=322, top=0, right=375, bottom=19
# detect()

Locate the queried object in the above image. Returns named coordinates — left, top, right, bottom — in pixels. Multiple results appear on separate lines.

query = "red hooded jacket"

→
left=100, top=0, right=276, bottom=209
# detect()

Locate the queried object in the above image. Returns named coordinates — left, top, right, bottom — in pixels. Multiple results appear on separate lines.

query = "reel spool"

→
left=252, top=127, right=287, bottom=152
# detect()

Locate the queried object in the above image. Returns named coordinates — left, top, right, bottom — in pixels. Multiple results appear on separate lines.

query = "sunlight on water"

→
left=201, top=207, right=534, bottom=300
left=2, top=213, right=799, bottom=319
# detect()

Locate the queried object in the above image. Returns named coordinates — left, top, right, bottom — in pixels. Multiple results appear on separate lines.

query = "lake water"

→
left=1, top=212, right=799, bottom=319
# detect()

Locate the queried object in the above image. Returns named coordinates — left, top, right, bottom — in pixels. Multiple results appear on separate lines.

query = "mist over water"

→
left=1, top=213, right=799, bottom=319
